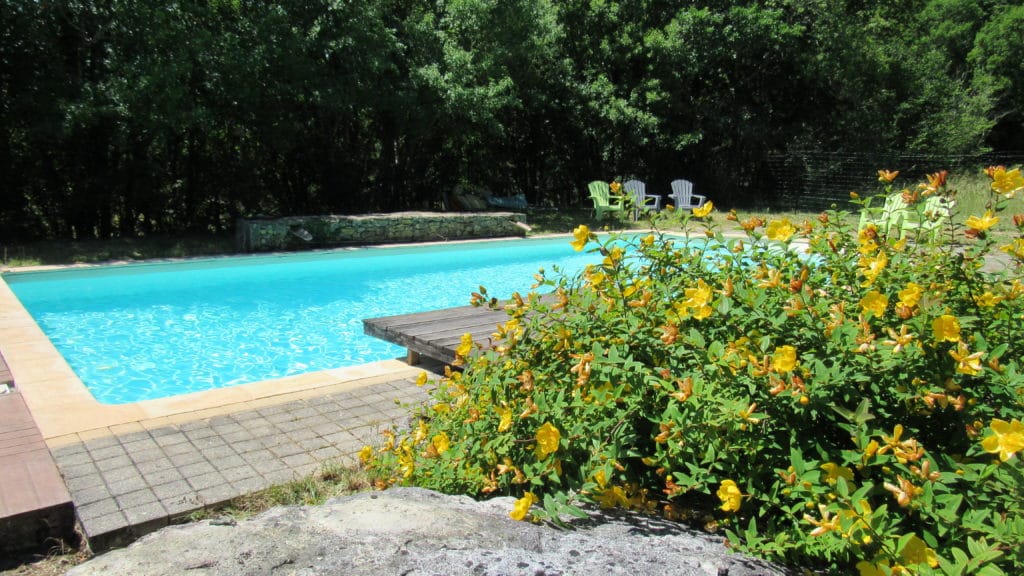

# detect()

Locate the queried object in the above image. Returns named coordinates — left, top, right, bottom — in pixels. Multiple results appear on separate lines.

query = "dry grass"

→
left=185, top=461, right=372, bottom=523
left=0, top=539, right=90, bottom=576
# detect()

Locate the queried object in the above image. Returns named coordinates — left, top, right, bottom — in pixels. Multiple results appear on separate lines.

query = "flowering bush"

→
left=363, top=169, right=1024, bottom=575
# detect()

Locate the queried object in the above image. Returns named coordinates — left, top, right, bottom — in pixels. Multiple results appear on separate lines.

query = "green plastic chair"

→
left=858, top=193, right=908, bottom=237
left=897, top=196, right=954, bottom=241
left=588, top=180, right=627, bottom=220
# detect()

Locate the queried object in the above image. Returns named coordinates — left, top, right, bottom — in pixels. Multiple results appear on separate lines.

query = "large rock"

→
left=68, top=488, right=790, bottom=576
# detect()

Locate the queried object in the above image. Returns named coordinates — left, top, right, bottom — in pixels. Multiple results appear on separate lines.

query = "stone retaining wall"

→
left=236, top=211, right=528, bottom=251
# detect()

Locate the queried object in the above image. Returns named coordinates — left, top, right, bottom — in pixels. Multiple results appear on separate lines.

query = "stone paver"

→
left=50, top=371, right=434, bottom=552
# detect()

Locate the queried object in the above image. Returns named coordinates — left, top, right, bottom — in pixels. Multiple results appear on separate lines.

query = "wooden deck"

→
left=363, top=304, right=512, bottom=365
left=0, top=350, right=75, bottom=554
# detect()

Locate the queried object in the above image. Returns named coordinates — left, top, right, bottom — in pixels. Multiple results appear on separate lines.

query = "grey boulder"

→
left=68, top=487, right=789, bottom=576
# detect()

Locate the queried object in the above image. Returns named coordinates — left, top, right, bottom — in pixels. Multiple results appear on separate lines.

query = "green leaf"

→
left=688, top=328, right=706, bottom=348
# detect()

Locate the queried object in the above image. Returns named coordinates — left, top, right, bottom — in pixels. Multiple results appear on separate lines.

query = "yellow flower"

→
left=901, top=534, right=939, bottom=568
left=455, top=332, right=474, bottom=358
left=931, top=314, right=961, bottom=342
left=803, top=504, right=840, bottom=537
left=1001, top=239, right=1024, bottom=259
left=416, top=371, right=429, bottom=386
left=991, top=166, right=1024, bottom=197
left=683, top=279, right=712, bottom=307
left=535, top=422, right=561, bottom=459
left=897, top=282, right=923, bottom=308
left=820, top=462, right=854, bottom=485
left=856, top=560, right=889, bottom=576
left=857, top=252, right=888, bottom=286
left=358, top=445, right=374, bottom=465
left=691, top=304, right=713, bottom=321
left=597, top=485, right=630, bottom=509
left=738, top=402, right=761, bottom=424
left=431, top=432, right=450, bottom=455
left=981, top=418, right=1024, bottom=461
left=570, top=224, right=592, bottom=251
left=949, top=341, right=984, bottom=375
left=772, top=345, right=798, bottom=373
left=765, top=218, right=796, bottom=242
left=497, top=405, right=513, bottom=432
left=509, top=492, right=537, bottom=521
left=882, top=325, right=916, bottom=354
left=602, top=246, right=625, bottom=268
left=974, top=291, right=1003, bottom=307
left=609, top=181, right=622, bottom=194
left=859, top=290, right=889, bottom=316
left=884, top=474, right=922, bottom=507
left=716, top=479, right=742, bottom=512
left=413, top=419, right=429, bottom=444
left=585, top=267, right=606, bottom=287
left=677, top=278, right=714, bottom=320
left=398, top=442, right=416, bottom=478
left=965, top=210, right=999, bottom=232
left=692, top=201, right=714, bottom=218
left=877, top=169, right=900, bottom=183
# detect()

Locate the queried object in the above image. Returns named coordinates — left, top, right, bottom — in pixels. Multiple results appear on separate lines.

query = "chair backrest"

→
left=881, top=194, right=909, bottom=223
left=623, top=179, right=646, bottom=203
left=588, top=180, right=611, bottom=206
left=670, top=179, right=694, bottom=202
left=920, top=196, right=954, bottom=225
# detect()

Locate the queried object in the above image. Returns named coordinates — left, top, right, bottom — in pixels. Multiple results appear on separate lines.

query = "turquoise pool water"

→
left=4, top=237, right=608, bottom=404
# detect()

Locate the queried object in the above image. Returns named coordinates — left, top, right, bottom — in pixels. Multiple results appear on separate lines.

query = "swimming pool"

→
left=4, top=237, right=609, bottom=405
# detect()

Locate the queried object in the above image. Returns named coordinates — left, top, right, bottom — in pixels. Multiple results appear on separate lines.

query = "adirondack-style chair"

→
left=668, top=179, right=708, bottom=210
left=897, top=196, right=955, bottom=241
left=858, top=193, right=908, bottom=237
left=588, top=180, right=627, bottom=220
left=623, top=179, right=661, bottom=220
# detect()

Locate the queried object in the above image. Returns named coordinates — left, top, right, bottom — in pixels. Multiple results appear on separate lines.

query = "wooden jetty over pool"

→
left=363, top=304, right=511, bottom=365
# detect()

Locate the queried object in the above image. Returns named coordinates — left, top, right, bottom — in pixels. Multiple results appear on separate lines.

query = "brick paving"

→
left=49, top=373, right=433, bottom=552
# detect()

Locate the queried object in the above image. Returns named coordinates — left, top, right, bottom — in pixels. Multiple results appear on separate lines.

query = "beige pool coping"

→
left=0, top=274, right=426, bottom=448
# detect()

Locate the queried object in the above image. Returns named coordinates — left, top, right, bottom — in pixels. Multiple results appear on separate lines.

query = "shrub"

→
left=363, top=169, right=1024, bottom=575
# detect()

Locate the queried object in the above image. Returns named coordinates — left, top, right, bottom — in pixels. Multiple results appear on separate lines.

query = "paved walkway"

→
left=49, top=369, right=434, bottom=552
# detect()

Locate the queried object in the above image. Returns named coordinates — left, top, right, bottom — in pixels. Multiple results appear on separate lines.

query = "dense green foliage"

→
left=365, top=169, right=1024, bottom=574
left=2, top=1, right=1022, bottom=241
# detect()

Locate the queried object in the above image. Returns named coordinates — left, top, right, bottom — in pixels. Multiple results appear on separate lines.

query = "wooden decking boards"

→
left=363, top=304, right=512, bottom=365
left=0, top=350, right=75, bottom=554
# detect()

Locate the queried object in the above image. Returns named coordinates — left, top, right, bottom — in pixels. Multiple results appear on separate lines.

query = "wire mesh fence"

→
left=767, top=151, right=1024, bottom=212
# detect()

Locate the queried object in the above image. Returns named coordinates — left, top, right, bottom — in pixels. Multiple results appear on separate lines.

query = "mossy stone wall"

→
left=236, top=212, right=528, bottom=251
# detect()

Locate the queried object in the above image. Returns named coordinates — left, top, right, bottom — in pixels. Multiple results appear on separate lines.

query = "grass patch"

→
left=1, top=234, right=236, bottom=268
left=185, top=461, right=372, bottom=523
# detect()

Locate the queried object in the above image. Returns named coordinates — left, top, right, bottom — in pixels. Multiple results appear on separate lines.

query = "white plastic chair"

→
left=669, top=179, right=708, bottom=210
left=623, top=179, right=661, bottom=220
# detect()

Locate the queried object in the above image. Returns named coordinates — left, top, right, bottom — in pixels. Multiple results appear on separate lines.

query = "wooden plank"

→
left=364, top=305, right=511, bottom=365
left=363, top=294, right=557, bottom=366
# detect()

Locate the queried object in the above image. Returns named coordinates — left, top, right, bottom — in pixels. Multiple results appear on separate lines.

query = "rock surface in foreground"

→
left=68, top=487, right=789, bottom=576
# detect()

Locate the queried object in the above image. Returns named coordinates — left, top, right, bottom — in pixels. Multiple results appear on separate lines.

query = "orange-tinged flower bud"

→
left=927, top=170, right=948, bottom=189
left=878, top=169, right=899, bottom=183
